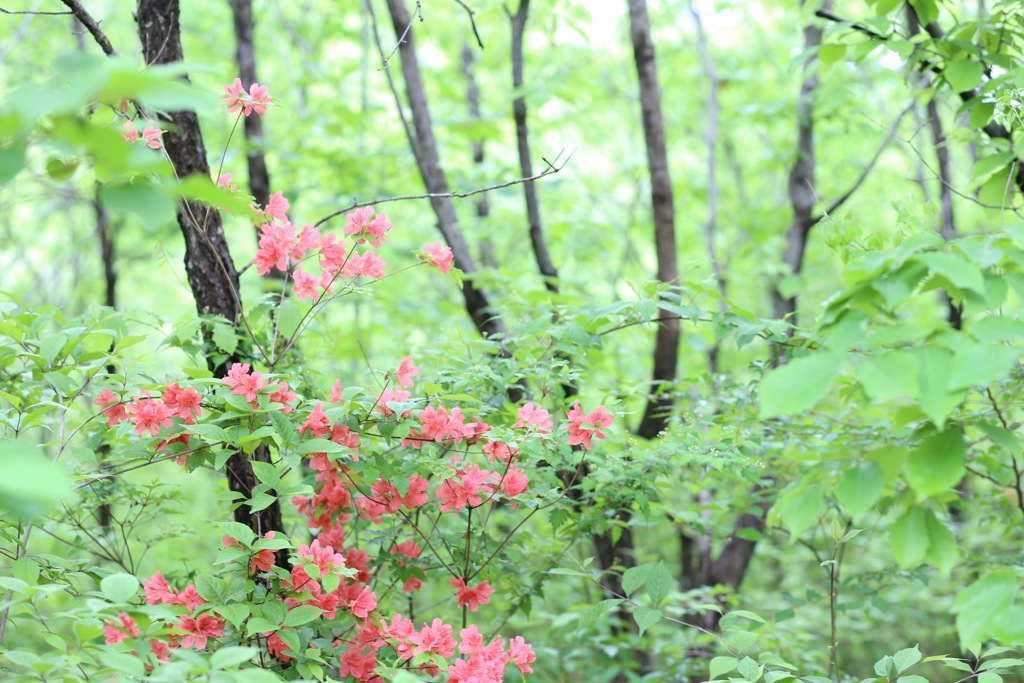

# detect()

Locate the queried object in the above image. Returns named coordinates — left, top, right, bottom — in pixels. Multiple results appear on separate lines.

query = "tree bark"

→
left=384, top=0, right=506, bottom=340
left=509, top=0, right=558, bottom=293
left=460, top=43, right=496, bottom=269
left=136, top=0, right=287, bottom=565
left=229, top=0, right=272, bottom=212
left=772, top=0, right=830, bottom=327
left=628, top=0, right=680, bottom=441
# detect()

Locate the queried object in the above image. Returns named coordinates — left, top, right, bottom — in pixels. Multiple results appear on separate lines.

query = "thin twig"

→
left=380, top=0, right=421, bottom=69
left=454, top=0, right=483, bottom=48
left=313, top=150, right=572, bottom=228
left=0, top=7, right=70, bottom=14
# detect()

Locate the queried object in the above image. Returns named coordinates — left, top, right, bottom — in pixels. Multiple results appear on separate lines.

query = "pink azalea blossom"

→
left=420, top=242, right=454, bottom=274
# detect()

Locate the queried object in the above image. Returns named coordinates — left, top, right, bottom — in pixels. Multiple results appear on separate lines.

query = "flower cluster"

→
left=121, top=120, right=163, bottom=149
left=223, top=78, right=272, bottom=117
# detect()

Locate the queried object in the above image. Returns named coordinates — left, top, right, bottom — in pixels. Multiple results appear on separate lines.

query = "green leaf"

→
left=890, top=505, right=929, bottom=567
left=245, top=617, right=280, bottom=635
left=894, top=645, right=922, bottom=673
left=819, top=44, right=846, bottom=65
left=772, top=483, right=823, bottom=539
left=100, top=181, right=176, bottom=226
left=948, top=345, right=1019, bottom=391
left=294, top=439, right=349, bottom=455
left=978, top=672, right=1003, bottom=683
left=251, top=461, right=280, bottom=487
left=210, top=647, right=259, bottom=669
left=915, top=346, right=964, bottom=428
left=835, top=461, right=885, bottom=519
left=100, top=573, right=139, bottom=603
left=954, top=571, right=1019, bottom=650
left=632, top=605, right=661, bottom=636
left=0, top=440, right=71, bottom=517
left=212, top=322, right=238, bottom=355
left=283, top=604, right=323, bottom=627
left=217, top=522, right=257, bottom=546
left=944, top=59, right=984, bottom=93
left=759, top=352, right=844, bottom=418
left=622, top=564, right=649, bottom=597
left=924, top=509, right=958, bottom=576
left=248, top=491, right=278, bottom=512
left=710, top=656, right=739, bottom=680
left=645, top=562, right=671, bottom=605
left=906, top=428, right=965, bottom=498
left=0, top=146, right=26, bottom=183
left=916, top=251, right=986, bottom=294
left=856, top=350, right=918, bottom=401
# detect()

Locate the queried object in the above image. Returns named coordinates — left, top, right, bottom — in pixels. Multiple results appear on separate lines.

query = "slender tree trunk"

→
left=136, top=0, right=287, bottom=565
left=772, top=0, right=830, bottom=327
left=510, top=0, right=558, bottom=293
left=460, top=43, right=496, bottom=269
left=383, top=0, right=506, bottom=340
left=229, top=0, right=271, bottom=212
left=628, top=0, right=680, bottom=441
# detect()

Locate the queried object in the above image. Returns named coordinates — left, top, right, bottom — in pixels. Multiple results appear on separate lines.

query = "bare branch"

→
left=454, top=0, right=483, bottom=49
left=314, top=150, right=571, bottom=228
left=59, top=0, right=116, bottom=55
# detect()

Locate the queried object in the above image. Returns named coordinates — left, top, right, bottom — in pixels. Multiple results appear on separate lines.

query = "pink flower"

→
left=566, top=402, right=613, bottom=450
left=121, top=120, right=138, bottom=143
left=343, top=207, right=374, bottom=236
left=296, top=538, right=345, bottom=575
left=177, top=613, right=223, bottom=650
left=267, top=381, right=296, bottom=413
left=162, top=382, right=202, bottom=420
left=409, top=618, right=456, bottom=658
left=393, top=356, right=419, bottom=388
left=144, top=572, right=176, bottom=605
left=223, top=78, right=246, bottom=113
left=247, top=82, right=271, bottom=116
left=515, top=402, right=553, bottom=434
left=216, top=173, right=237, bottom=191
left=420, top=242, right=454, bottom=274
left=103, top=612, right=139, bottom=644
left=126, top=395, right=173, bottom=437
left=267, top=632, right=292, bottom=662
left=173, top=584, right=206, bottom=611
left=292, top=268, right=320, bottom=300
left=141, top=126, right=163, bottom=149
left=265, top=191, right=289, bottom=221
left=450, top=577, right=494, bottom=612
left=222, top=363, right=265, bottom=404
left=299, top=401, right=330, bottom=437
left=507, top=636, right=536, bottom=674
left=94, top=389, right=128, bottom=427
left=498, top=466, right=529, bottom=498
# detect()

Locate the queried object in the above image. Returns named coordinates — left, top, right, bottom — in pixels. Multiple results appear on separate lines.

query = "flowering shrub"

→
left=0, top=74, right=610, bottom=682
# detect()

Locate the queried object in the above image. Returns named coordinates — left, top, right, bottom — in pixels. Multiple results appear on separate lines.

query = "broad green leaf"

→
left=283, top=604, right=323, bottom=627
left=944, top=59, right=984, bottom=92
left=894, top=645, right=922, bottom=673
left=100, top=573, right=139, bottom=603
left=632, top=605, right=661, bottom=636
left=890, top=505, right=929, bottom=567
left=210, top=647, right=259, bottom=669
left=916, top=252, right=986, bottom=294
left=924, top=509, right=958, bottom=576
left=0, top=440, right=71, bottom=517
left=0, top=146, right=26, bottom=183
left=772, top=483, right=823, bottom=540
left=100, top=181, right=176, bottom=227
left=905, top=428, right=965, bottom=498
left=948, top=345, right=1019, bottom=391
left=710, top=656, right=739, bottom=680
left=212, top=322, right=238, bottom=355
left=622, top=564, right=650, bottom=597
left=759, top=352, right=844, bottom=418
left=856, top=350, right=918, bottom=401
left=645, top=562, right=672, bottom=605
left=954, top=571, right=1018, bottom=650
left=915, top=346, right=963, bottom=427
left=835, top=461, right=884, bottom=519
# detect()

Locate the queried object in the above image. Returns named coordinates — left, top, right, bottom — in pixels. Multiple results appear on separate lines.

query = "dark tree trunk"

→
left=772, top=0, right=830, bottom=327
left=628, top=0, right=680, bottom=442
left=509, top=0, right=558, bottom=293
left=460, top=43, right=496, bottom=269
left=229, top=0, right=272, bottom=212
left=384, top=0, right=506, bottom=340
left=136, top=0, right=287, bottom=566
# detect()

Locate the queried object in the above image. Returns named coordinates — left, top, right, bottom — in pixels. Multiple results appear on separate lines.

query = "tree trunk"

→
left=136, top=0, right=287, bottom=565
left=384, top=0, right=506, bottom=340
